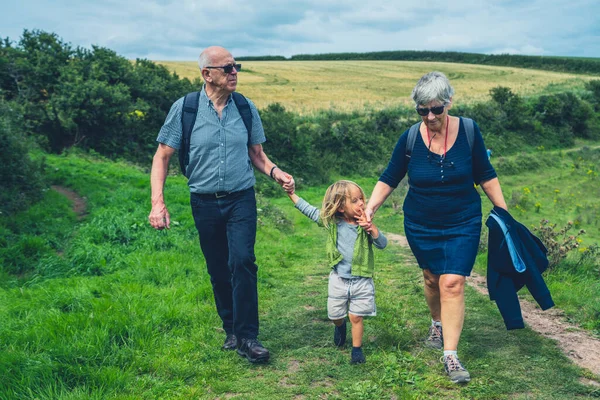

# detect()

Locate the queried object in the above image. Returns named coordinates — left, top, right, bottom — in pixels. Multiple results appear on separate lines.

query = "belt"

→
left=195, top=191, right=232, bottom=199
left=192, top=187, right=252, bottom=200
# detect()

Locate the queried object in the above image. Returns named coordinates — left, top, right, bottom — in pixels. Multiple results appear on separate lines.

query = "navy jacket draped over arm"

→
left=485, top=207, right=555, bottom=330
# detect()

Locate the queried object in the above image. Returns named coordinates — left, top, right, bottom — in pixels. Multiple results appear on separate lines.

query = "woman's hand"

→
left=364, top=207, right=375, bottom=224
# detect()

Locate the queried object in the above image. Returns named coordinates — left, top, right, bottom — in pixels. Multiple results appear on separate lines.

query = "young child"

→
left=288, top=180, right=387, bottom=364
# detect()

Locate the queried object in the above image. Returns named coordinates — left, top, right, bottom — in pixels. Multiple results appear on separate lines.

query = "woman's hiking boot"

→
left=442, top=354, right=471, bottom=384
left=425, top=324, right=443, bottom=349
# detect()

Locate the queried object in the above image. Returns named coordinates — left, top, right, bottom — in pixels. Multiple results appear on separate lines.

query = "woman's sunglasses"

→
left=416, top=105, right=446, bottom=116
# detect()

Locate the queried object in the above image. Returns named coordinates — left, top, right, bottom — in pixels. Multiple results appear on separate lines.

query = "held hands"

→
left=273, top=168, right=295, bottom=194
left=356, top=208, right=377, bottom=236
left=364, top=207, right=375, bottom=224
left=148, top=203, right=170, bottom=230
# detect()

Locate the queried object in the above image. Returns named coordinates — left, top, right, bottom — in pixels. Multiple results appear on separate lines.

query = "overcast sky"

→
left=2, top=0, right=599, bottom=60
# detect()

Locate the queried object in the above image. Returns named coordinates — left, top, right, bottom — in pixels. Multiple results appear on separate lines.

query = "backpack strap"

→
left=179, top=91, right=200, bottom=177
left=462, top=117, right=474, bottom=151
left=405, top=118, right=475, bottom=166
left=232, top=91, right=253, bottom=146
left=405, top=121, right=422, bottom=165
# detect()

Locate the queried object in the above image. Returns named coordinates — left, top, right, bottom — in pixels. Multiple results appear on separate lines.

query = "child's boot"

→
left=351, top=346, right=366, bottom=364
left=333, top=320, right=347, bottom=347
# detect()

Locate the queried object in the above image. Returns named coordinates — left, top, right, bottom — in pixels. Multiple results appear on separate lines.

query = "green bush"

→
left=1, top=30, right=196, bottom=164
left=0, top=100, right=46, bottom=215
left=532, top=219, right=586, bottom=269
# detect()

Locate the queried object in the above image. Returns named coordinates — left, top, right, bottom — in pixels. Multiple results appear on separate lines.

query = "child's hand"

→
left=355, top=208, right=373, bottom=234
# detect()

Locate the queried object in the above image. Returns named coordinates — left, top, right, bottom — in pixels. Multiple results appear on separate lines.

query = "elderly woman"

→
left=365, top=71, right=507, bottom=384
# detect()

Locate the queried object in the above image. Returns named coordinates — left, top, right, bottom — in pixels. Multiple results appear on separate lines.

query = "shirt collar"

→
left=200, top=84, right=233, bottom=107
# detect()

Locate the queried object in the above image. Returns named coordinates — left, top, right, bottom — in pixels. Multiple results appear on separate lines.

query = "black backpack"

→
left=405, top=117, right=474, bottom=164
left=179, top=91, right=253, bottom=177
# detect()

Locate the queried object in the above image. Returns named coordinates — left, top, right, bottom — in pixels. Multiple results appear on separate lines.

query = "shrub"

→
left=575, top=243, right=600, bottom=274
left=0, top=100, right=46, bottom=215
left=532, top=219, right=586, bottom=269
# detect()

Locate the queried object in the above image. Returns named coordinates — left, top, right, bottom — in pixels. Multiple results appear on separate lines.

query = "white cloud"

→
left=0, top=0, right=598, bottom=59
left=490, top=45, right=546, bottom=56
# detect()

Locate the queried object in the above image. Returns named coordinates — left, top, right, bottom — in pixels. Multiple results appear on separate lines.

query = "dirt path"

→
left=51, top=185, right=87, bottom=220
left=564, top=144, right=600, bottom=153
left=386, top=232, right=600, bottom=381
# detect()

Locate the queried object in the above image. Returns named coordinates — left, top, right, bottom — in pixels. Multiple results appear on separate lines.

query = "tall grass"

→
left=0, top=150, right=598, bottom=398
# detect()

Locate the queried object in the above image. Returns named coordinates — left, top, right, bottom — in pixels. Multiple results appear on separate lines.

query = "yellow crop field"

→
left=157, top=60, right=595, bottom=114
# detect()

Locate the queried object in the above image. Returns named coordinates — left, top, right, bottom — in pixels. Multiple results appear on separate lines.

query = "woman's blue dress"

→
left=379, top=117, right=497, bottom=276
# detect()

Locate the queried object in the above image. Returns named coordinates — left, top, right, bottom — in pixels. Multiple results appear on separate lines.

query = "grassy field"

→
left=1, top=150, right=599, bottom=398
left=156, top=60, right=596, bottom=113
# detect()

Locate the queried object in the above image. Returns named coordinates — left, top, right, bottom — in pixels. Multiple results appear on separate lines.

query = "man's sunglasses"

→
left=205, top=63, right=242, bottom=74
left=416, top=104, right=446, bottom=116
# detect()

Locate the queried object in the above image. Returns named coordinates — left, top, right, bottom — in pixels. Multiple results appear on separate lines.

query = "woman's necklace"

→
left=426, top=116, right=450, bottom=159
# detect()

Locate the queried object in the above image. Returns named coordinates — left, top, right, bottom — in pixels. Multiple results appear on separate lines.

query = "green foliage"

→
left=289, top=50, right=600, bottom=75
left=260, top=83, right=600, bottom=186
left=541, top=246, right=600, bottom=335
left=3, top=30, right=600, bottom=182
left=0, top=188, right=74, bottom=280
left=584, top=80, right=600, bottom=109
left=533, top=219, right=586, bottom=269
left=259, top=83, right=599, bottom=185
left=260, top=103, right=332, bottom=186
left=236, top=55, right=287, bottom=61
left=0, top=29, right=196, bottom=164
left=575, top=243, right=600, bottom=272
left=458, top=84, right=600, bottom=156
left=256, top=193, right=294, bottom=234
left=1, top=153, right=599, bottom=398
left=262, top=104, right=415, bottom=185
left=493, top=152, right=550, bottom=176
left=0, top=99, right=46, bottom=215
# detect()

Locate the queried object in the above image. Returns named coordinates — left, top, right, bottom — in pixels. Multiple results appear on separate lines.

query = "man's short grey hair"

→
left=198, top=51, right=212, bottom=70
left=411, top=71, right=455, bottom=106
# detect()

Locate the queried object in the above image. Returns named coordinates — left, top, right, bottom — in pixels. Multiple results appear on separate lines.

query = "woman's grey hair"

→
left=411, top=71, right=455, bottom=106
left=198, top=51, right=212, bottom=70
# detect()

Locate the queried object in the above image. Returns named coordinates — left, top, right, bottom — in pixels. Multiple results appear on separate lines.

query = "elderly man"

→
left=149, top=46, right=294, bottom=363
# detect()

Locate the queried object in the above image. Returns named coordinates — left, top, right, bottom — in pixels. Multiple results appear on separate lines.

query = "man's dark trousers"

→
left=190, top=187, right=259, bottom=340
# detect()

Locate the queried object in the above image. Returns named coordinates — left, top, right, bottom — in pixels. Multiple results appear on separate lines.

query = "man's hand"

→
left=149, top=203, right=171, bottom=230
left=274, top=169, right=295, bottom=194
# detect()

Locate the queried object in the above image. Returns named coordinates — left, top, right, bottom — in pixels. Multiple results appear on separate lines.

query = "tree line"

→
left=1, top=30, right=600, bottom=215
left=239, top=50, right=600, bottom=75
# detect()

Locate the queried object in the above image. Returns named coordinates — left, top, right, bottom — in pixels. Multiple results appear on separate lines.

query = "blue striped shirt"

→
left=156, top=86, right=266, bottom=194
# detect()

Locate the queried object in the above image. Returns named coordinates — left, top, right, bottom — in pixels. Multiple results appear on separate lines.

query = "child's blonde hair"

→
left=320, top=180, right=366, bottom=228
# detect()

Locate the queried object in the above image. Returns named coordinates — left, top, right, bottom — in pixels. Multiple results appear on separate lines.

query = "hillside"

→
left=0, top=151, right=598, bottom=398
left=157, top=60, right=596, bottom=113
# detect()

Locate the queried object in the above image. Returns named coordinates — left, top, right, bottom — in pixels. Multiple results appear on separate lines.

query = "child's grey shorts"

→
left=327, top=270, right=376, bottom=319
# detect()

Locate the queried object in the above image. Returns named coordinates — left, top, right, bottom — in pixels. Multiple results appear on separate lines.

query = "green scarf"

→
left=326, top=221, right=375, bottom=278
